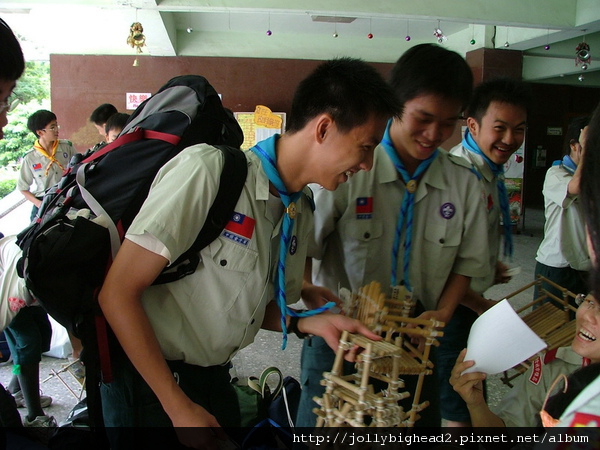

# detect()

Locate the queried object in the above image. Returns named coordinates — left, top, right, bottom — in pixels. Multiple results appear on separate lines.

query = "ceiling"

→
left=2, top=0, right=600, bottom=87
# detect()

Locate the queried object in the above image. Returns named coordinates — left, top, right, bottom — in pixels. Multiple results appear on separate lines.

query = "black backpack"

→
left=15, top=75, right=248, bottom=433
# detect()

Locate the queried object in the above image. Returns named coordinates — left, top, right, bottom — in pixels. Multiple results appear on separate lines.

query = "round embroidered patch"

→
left=440, top=202, right=456, bottom=219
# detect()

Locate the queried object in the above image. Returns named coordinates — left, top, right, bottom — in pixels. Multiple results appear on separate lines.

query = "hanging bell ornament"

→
left=266, top=29, right=272, bottom=36
left=579, top=74, right=585, bottom=82
left=470, top=39, right=476, bottom=45
left=504, top=41, right=510, bottom=48
left=333, top=31, right=338, bottom=38
left=544, top=44, right=550, bottom=50
left=405, top=35, right=411, bottom=41
left=367, top=33, right=373, bottom=39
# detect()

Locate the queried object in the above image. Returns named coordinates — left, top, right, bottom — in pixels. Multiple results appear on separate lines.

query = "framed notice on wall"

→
left=234, top=106, right=286, bottom=150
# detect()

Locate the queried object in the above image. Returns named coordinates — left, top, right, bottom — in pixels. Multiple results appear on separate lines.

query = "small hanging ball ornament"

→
left=405, top=35, right=411, bottom=41
left=470, top=39, right=476, bottom=45
left=504, top=41, right=510, bottom=48
left=582, top=63, right=588, bottom=70
left=333, top=31, right=338, bottom=38
left=266, top=29, right=272, bottom=36
left=437, top=37, right=443, bottom=43
left=544, top=44, right=550, bottom=50
left=579, top=74, right=585, bottom=82
left=367, top=33, right=373, bottom=39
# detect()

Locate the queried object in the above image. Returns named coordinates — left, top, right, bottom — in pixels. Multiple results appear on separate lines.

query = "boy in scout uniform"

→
left=17, top=109, right=78, bottom=220
left=97, top=58, right=400, bottom=449
left=297, top=44, right=490, bottom=428
left=445, top=78, right=531, bottom=426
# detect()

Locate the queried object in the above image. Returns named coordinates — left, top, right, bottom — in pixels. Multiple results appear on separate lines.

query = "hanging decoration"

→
left=405, top=20, right=411, bottom=41
left=433, top=20, right=446, bottom=44
left=544, top=29, right=550, bottom=50
left=504, top=26, right=510, bottom=48
left=333, top=19, right=338, bottom=38
left=575, top=42, right=591, bottom=70
left=367, top=18, right=373, bottom=39
left=470, top=24, right=476, bottom=45
left=266, top=13, right=272, bottom=36
left=127, top=22, right=146, bottom=54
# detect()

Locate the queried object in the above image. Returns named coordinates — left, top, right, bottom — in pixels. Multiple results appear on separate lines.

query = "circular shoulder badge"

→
left=440, top=202, right=456, bottom=220
left=289, top=235, right=298, bottom=255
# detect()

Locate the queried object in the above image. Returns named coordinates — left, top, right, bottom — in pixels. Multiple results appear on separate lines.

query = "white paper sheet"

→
left=463, top=299, right=547, bottom=375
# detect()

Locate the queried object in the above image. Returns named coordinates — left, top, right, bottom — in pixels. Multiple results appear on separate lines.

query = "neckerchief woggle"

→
left=462, top=129, right=513, bottom=259
left=552, top=155, right=577, bottom=175
left=380, top=119, right=438, bottom=291
left=251, top=135, right=334, bottom=350
left=33, top=139, right=63, bottom=176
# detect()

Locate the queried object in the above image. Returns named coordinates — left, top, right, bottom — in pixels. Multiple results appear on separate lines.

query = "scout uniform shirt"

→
left=0, top=235, right=34, bottom=331
left=536, top=164, right=591, bottom=271
left=309, top=145, right=490, bottom=311
left=126, top=144, right=314, bottom=367
left=494, top=346, right=587, bottom=427
left=449, top=144, right=501, bottom=294
left=17, top=140, right=77, bottom=197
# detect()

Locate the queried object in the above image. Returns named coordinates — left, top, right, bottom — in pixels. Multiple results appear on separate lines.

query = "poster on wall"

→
left=234, top=106, right=286, bottom=150
left=126, top=92, right=152, bottom=110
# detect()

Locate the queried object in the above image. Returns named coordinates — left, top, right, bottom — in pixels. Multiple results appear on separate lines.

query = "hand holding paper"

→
left=463, top=299, right=547, bottom=375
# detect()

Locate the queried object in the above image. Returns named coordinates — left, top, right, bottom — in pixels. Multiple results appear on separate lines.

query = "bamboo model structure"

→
left=313, top=281, right=445, bottom=428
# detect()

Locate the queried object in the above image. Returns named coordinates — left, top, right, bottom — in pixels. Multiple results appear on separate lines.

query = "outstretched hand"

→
left=449, top=348, right=487, bottom=407
left=299, top=313, right=381, bottom=362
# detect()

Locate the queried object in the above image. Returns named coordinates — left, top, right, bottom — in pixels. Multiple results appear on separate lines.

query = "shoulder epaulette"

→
left=447, top=153, right=482, bottom=179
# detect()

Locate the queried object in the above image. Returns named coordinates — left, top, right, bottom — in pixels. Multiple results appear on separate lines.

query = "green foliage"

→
left=0, top=179, right=17, bottom=199
left=0, top=61, right=50, bottom=168
left=13, top=61, right=50, bottom=105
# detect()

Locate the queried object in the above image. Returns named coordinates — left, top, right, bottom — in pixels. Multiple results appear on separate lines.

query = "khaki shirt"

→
left=17, top=140, right=77, bottom=196
left=0, top=235, right=34, bottom=331
left=127, top=144, right=314, bottom=366
left=536, top=164, right=591, bottom=271
left=309, top=145, right=490, bottom=311
left=494, top=346, right=584, bottom=427
left=449, top=144, right=501, bottom=293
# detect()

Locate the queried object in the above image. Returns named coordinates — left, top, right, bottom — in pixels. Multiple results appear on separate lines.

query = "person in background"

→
left=1, top=18, right=58, bottom=441
left=297, top=43, right=489, bottom=428
left=104, top=112, right=130, bottom=143
left=97, top=57, right=400, bottom=449
left=89, top=103, right=117, bottom=144
left=17, top=109, right=78, bottom=221
left=445, top=77, right=532, bottom=426
left=534, top=116, right=591, bottom=313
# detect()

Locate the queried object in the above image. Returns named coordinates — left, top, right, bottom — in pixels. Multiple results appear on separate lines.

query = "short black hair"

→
left=467, top=78, right=532, bottom=124
left=89, top=103, right=118, bottom=125
left=105, top=112, right=130, bottom=134
left=0, top=18, right=25, bottom=82
left=286, top=57, right=401, bottom=134
left=564, top=115, right=590, bottom=154
left=581, top=102, right=600, bottom=295
left=27, top=109, right=56, bottom=136
left=389, top=44, right=473, bottom=112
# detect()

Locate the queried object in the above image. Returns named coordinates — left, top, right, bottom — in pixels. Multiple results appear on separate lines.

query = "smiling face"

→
left=572, top=295, right=600, bottom=363
left=316, top=114, right=388, bottom=191
left=389, top=93, right=462, bottom=174
left=468, top=100, right=527, bottom=165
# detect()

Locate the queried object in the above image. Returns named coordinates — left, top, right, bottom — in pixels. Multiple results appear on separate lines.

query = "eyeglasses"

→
left=0, top=95, right=19, bottom=114
left=575, top=293, right=600, bottom=316
left=43, top=125, right=60, bottom=132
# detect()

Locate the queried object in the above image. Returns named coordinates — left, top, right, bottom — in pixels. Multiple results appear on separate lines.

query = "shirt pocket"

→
left=340, top=219, right=384, bottom=281
left=208, top=237, right=259, bottom=273
left=423, top=222, right=461, bottom=274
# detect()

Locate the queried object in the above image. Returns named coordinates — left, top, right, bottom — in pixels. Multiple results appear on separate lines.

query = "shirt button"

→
left=439, top=238, right=445, bottom=244
left=220, top=259, right=227, bottom=266
left=364, top=232, right=371, bottom=239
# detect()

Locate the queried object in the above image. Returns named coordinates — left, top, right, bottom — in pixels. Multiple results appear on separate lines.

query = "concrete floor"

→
left=0, top=205, right=547, bottom=427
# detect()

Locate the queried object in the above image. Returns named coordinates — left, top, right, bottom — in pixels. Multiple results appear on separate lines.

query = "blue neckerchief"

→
left=381, top=119, right=438, bottom=291
left=552, top=155, right=577, bottom=175
left=462, top=129, right=513, bottom=259
left=250, top=135, right=334, bottom=350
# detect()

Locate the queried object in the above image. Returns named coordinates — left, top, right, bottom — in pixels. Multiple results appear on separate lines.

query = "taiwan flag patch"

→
left=223, top=212, right=256, bottom=246
left=356, top=197, right=373, bottom=219
left=32, top=163, right=42, bottom=171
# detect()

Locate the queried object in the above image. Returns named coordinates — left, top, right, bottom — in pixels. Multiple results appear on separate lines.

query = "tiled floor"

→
left=0, top=206, right=547, bottom=426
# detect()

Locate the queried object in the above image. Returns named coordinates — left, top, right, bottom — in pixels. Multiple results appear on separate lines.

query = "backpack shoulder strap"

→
left=153, top=145, right=248, bottom=284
